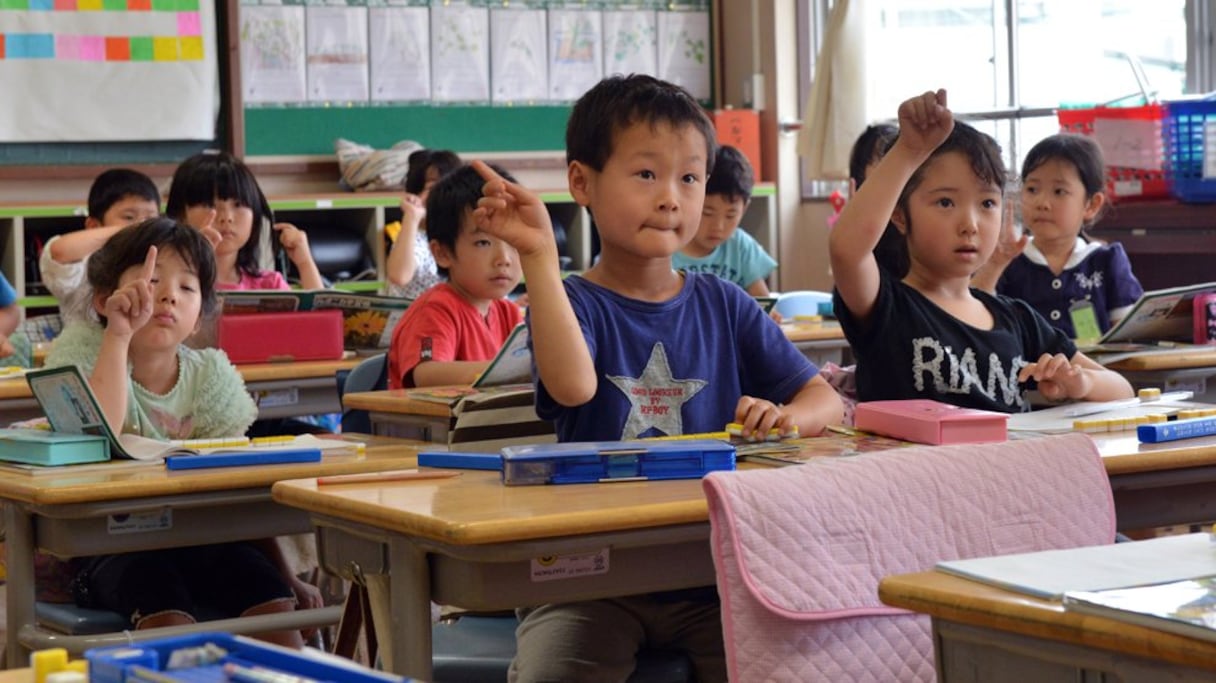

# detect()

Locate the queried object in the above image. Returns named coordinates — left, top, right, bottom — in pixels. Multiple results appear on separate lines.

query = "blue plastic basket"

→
left=1163, top=95, right=1216, bottom=202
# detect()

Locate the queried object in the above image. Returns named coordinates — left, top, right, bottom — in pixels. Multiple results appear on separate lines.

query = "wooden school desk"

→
left=0, top=436, right=425, bottom=666
left=1102, top=346, right=1216, bottom=403
left=781, top=319, right=851, bottom=367
left=878, top=570, right=1216, bottom=681
left=268, top=427, right=1216, bottom=679
left=341, top=388, right=454, bottom=442
left=0, top=358, right=360, bottom=424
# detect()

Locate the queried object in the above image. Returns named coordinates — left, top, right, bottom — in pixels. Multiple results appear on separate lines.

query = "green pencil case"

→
left=0, top=428, right=110, bottom=467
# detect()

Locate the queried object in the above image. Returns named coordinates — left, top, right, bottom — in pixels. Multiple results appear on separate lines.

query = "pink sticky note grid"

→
left=55, top=34, right=79, bottom=60
left=53, top=0, right=75, bottom=9
left=177, top=12, right=200, bottom=36
left=79, top=35, right=104, bottom=60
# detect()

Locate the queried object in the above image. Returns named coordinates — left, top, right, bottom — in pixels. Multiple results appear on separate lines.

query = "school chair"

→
left=773, top=290, right=833, bottom=319
left=336, top=353, right=388, bottom=434
left=703, top=432, right=1116, bottom=682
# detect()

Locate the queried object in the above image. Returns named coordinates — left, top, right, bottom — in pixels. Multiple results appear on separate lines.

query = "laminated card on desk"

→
left=1063, top=576, right=1216, bottom=643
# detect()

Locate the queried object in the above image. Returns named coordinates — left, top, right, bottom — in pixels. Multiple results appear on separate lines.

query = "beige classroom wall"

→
left=719, top=0, right=835, bottom=293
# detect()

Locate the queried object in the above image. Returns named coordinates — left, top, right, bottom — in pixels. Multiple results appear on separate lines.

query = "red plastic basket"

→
left=1057, top=103, right=1168, bottom=202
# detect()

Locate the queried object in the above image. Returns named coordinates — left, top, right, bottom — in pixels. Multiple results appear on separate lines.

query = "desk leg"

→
left=5, top=503, right=34, bottom=667
left=386, top=537, right=432, bottom=680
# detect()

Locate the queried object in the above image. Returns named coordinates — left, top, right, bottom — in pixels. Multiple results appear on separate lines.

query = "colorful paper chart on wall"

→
left=0, top=0, right=218, bottom=141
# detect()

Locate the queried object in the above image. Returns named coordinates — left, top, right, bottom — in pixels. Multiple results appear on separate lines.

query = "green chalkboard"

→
left=245, top=105, right=573, bottom=156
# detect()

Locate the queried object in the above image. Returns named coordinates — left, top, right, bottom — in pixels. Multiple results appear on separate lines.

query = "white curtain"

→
left=799, top=0, right=867, bottom=180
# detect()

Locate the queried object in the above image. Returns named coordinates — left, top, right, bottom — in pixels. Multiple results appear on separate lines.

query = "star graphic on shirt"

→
left=607, top=343, right=708, bottom=439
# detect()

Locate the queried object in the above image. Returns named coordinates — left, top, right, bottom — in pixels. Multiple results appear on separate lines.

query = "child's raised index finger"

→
left=141, top=245, right=158, bottom=279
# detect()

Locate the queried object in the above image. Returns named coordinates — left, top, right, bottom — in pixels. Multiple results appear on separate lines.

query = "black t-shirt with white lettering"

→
left=834, top=271, right=1076, bottom=413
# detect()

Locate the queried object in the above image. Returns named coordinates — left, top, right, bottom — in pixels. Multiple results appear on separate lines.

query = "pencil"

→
left=316, top=469, right=462, bottom=485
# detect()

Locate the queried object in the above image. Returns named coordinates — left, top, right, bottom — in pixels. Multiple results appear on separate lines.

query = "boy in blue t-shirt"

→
left=672, top=145, right=777, bottom=296
left=472, top=74, right=843, bottom=683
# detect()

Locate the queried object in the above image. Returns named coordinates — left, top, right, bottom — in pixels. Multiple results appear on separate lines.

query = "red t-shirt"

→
left=387, top=283, right=524, bottom=389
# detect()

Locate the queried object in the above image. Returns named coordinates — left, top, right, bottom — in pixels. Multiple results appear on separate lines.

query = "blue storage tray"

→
left=85, top=632, right=411, bottom=683
left=1164, top=96, right=1216, bottom=202
left=500, top=439, right=735, bottom=485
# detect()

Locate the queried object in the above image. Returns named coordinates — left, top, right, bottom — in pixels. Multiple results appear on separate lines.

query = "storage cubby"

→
left=1, top=183, right=778, bottom=316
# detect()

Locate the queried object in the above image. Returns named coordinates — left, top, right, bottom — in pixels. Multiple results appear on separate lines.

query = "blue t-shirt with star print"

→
left=529, top=272, right=818, bottom=442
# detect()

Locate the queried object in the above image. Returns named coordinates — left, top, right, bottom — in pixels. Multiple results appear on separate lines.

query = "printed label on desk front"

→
left=255, top=387, right=300, bottom=408
left=531, top=549, right=610, bottom=582
left=107, top=508, right=172, bottom=534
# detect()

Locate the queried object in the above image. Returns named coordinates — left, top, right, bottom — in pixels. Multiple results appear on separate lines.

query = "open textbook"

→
left=218, top=289, right=412, bottom=350
left=1085, top=280, right=1216, bottom=348
left=24, top=365, right=355, bottom=461
left=472, top=323, right=532, bottom=389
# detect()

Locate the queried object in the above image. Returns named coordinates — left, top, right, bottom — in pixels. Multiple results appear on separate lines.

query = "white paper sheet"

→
left=305, top=5, right=370, bottom=103
left=241, top=5, right=306, bottom=104
left=368, top=6, right=431, bottom=102
left=603, top=9, right=657, bottom=78
left=0, top=2, right=219, bottom=141
left=1092, top=117, right=1164, bottom=171
left=430, top=4, right=490, bottom=102
left=490, top=8, right=548, bottom=104
left=657, top=10, right=710, bottom=100
left=548, top=9, right=603, bottom=101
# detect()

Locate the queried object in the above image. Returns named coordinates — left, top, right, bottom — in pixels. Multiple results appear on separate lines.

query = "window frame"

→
left=797, top=0, right=1216, bottom=199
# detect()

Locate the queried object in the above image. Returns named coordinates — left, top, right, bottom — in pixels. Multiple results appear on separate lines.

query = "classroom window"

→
left=799, top=0, right=1207, bottom=193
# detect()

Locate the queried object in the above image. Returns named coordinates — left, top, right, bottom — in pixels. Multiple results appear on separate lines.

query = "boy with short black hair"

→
left=672, top=145, right=777, bottom=296
left=41, top=168, right=162, bottom=324
left=386, top=163, right=524, bottom=389
left=473, top=74, right=843, bottom=683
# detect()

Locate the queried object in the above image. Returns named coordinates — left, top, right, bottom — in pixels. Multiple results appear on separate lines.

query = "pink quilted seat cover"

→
left=703, top=433, right=1116, bottom=682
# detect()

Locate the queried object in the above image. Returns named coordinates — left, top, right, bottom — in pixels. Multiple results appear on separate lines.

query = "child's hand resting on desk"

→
left=1019, top=353, right=1093, bottom=401
left=471, top=160, right=557, bottom=260
left=102, top=245, right=157, bottom=338
left=734, top=395, right=797, bottom=441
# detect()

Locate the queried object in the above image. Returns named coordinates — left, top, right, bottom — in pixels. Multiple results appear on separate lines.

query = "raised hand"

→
left=184, top=206, right=222, bottom=249
left=471, top=160, right=556, bottom=259
left=273, top=222, right=312, bottom=265
left=896, top=89, right=953, bottom=157
left=103, top=245, right=157, bottom=338
left=400, top=192, right=426, bottom=230
left=991, top=200, right=1028, bottom=266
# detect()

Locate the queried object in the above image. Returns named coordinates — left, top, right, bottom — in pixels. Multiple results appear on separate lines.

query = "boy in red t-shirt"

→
left=387, top=164, right=524, bottom=389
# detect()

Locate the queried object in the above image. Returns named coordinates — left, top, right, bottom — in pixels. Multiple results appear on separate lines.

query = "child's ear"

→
left=430, top=239, right=454, bottom=269
left=891, top=208, right=909, bottom=235
left=84, top=216, right=101, bottom=229
left=92, top=291, right=109, bottom=316
left=1083, top=191, right=1106, bottom=222
left=568, top=161, right=593, bottom=207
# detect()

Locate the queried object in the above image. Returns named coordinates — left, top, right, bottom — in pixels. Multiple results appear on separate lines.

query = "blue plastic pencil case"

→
left=164, top=448, right=322, bottom=470
left=86, top=631, right=410, bottom=683
left=418, top=450, right=503, bottom=471
left=500, top=439, right=735, bottom=486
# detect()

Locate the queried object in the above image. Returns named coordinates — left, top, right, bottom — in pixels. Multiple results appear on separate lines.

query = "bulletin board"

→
left=0, top=0, right=219, bottom=142
left=239, top=0, right=713, bottom=156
